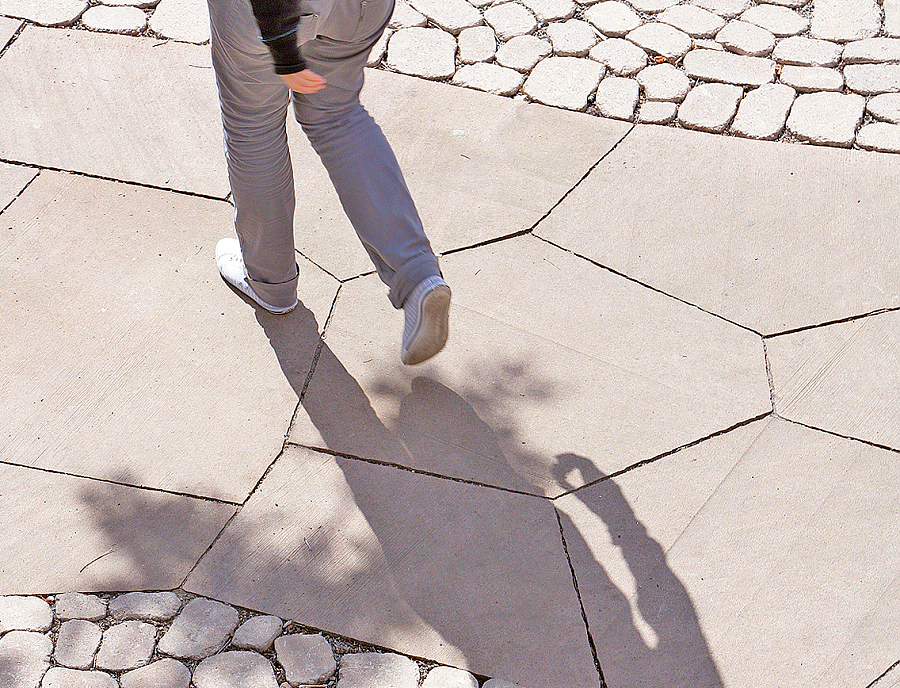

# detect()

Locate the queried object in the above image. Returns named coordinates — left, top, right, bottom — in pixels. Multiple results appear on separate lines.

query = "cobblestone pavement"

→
left=0, top=592, right=523, bottom=687
left=4, top=0, right=900, bottom=151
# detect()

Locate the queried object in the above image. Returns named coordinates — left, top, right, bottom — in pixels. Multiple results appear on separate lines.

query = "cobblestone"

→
left=731, top=82, right=796, bottom=139
left=483, top=2, right=538, bottom=40
left=41, top=667, right=117, bottom=688
left=583, top=2, right=642, bottom=37
left=453, top=62, right=526, bottom=95
left=81, top=5, right=145, bottom=33
left=407, top=0, right=481, bottom=34
left=691, top=0, right=751, bottom=19
left=741, top=5, right=808, bottom=36
left=779, top=65, right=843, bottom=92
left=231, top=615, right=283, bottom=653
left=657, top=5, right=725, bottom=38
left=55, top=620, right=102, bottom=669
left=109, top=592, right=182, bottom=622
left=637, top=62, right=691, bottom=100
left=683, top=48, right=775, bottom=85
left=495, top=34, right=552, bottom=71
left=96, top=621, right=157, bottom=671
left=120, top=659, right=191, bottom=688
left=714, top=20, right=775, bottom=57
left=274, top=633, right=336, bottom=686
left=56, top=593, right=107, bottom=622
left=389, top=0, right=427, bottom=29
left=520, top=0, right=577, bottom=22
left=547, top=19, right=598, bottom=56
left=678, top=81, right=744, bottom=132
left=148, top=0, right=208, bottom=43
left=589, top=37, right=648, bottom=75
left=629, top=0, right=680, bottom=14
left=786, top=91, right=866, bottom=147
left=0, top=0, right=87, bottom=26
left=637, top=99, right=678, bottom=122
left=0, top=596, right=52, bottom=633
left=844, top=64, right=900, bottom=94
left=842, top=38, right=900, bottom=65
left=193, top=651, right=279, bottom=688
left=594, top=75, right=639, bottom=119
left=523, top=56, right=604, bottom=109
left=867, top=93, right=900, bottom=123
left=856, top=122, right=900, bottom=152
left=458, top=25, right=497, bottom=63
left=810, top=0, right=880, bottom=42
left=886, top=0, right=900, bottom=38
left=421, top=665, right=480, bottom=688
left=157, top=598, right=238, bottom=660
left=0, top=630, right=51, bottom=688
left=772, top=37, right=842, bottom=67
left=386, top=27, right=457, bottom=80
left=338, top=652, right=419, bottom=688
left=626, top=22, right=693, bottom=59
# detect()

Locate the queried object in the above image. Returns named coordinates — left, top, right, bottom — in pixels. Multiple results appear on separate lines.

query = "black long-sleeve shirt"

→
left=247, top=0, right=307, bottom=74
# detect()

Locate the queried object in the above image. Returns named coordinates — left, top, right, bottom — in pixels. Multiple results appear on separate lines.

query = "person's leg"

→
left=292, top=0, right=441, bottom=310
left=208, top=0, right=299, bottom=309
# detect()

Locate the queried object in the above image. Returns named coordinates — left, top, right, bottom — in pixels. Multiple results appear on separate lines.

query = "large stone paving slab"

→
left=535, top=125, right=900, bottom=335
left=287, top=69, right=630, bottom=280
left=558, top=417, right=900, bottom=688
left=0, top=161, right=36, bottom=211
left=0, top=26, right=227, bottom=196
left=0, top=172, right=337, bottom=501
left=186, top=445, right=600, bottom=688
left=767, top=310, right=900, bottom=450
left=0, top=463, right=235, bottom=593
left=289, top=235, right=770, bottom=496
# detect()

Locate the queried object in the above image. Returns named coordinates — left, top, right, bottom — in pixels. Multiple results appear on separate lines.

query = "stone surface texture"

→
left=120, top=659, right=191, bottom=688
left=678, top=82, right=744, bottom=132
left=41, top=667, right=118, bottom=688
left=0, top=631, right=52, bottom=688
left=158, top=599, right=239, bottom=660
left=0, top=0, right=88, bottom=26
left=523, top=56, right=604, bottom=109
left=338, top=653, right=420, bottom=688
left=55, top=620, right=102, bottom=669
left=731, top=82, right=796, bottom=139
left=637, top=62, right=691, bottom=100
left=386, top=27, right=457, bottom=79
left=741, top=4, right=808, bottom=35
left=779, top=65, right=843, bottom=92
left=682, top=48, right=775, bottom=85
left=594, top=75, right=640, bottom=119
left=81, top=4, right=146, bottom=33
left=274, top=634, right=337, bottom=686
left=810, top=0, right=880, bottom=41
left=96, top=621, right=157, bottom=671
left=786, top=92, right=865, bottom=146
left=715, top=20, right=775, bottom=56
left=148, top=0, right=209, bottom=42
left=421, top=666, right=481, bottom=688
left=589, top=37, right=648, bottom=75
left=453, top=62, right=525, bottom=95
left=55, top=593, right=107, bottom=622
left=638, top=99, right=678, bottom=122
left=625, top=22, right=693, bottom=58
left=192, top=651, right=279, bottom=688
left=232, top=615, right=283, bottom=652
left=0, top=596, right=52, bottom=633
left=109, top=592, right=183, bottom=622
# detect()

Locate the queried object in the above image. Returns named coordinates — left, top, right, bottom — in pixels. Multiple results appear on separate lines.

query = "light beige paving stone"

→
left=0, top=467, right=235, bottom=594
left=232, top=615, right=283, bottom=652
left=55, top=620, right=102, bottom=670
left=844, top=63, right=900, bottom=94
left=109, top=592, right=182, bottom=622
left=0, top=0, right=87, bottom=26
left=339, top=653, right=418, bottom=688
left=41, top=667, right=117, bottom=688
left=519, top=0, right=577, bottom=22
left=457, top=25, right=496, bottom=63
left=867, top=93, right=900, bottom=123
left=690, top=0, right=750, bottom=19
left=536, top=124, right=900, bottom=333
left=546, top=18, right=598, bottom=56
left=588, top=37, right=647, bottom=75
left=482, top=681, right=526, bottom=688
left=452, top=62, right=525, bottom=95
left=637, top=99, right=677, bottom=122
left=772, top=36, right=842, bottom=66
left=658, top=5, right=725, bottom=38
left=407, top=0, right=482, bottom=33
left=0, top=596, right=52, bottom=632
left=193, top=651, right=278, bottom=688
left=780, top=64, right=843, bottom=92
left=81, top=4, right=146, bottom=33
left=421, top=666, right=480, bottom=688
left=583, top=1, right=641, bottom=37
left=495, top=34, right=551, bottom=70
left=288, top=69, right=626, bottom=280
left=843, top=38, right=900, bottom=64
left=626, top=22, right=692, bottom=59
left=0, top=173, right=333, bottom=501
left=483, top=2, right=537, bottom=40
left=120, top=659, right=191, bottom=688
left=559, top=417, right=900, bottom=688
left=386, top=27, right=457, bottom=79
left=741, top=4, right=808, bottom=36
left=769, top=312, right=900, bottom=447
left=366, top=27, right=391, bottom=65
left=148, top=0, right=209, bottom=43
left=692, top=38, right=724, bottom=50
left=594, top=75, right=639, bottom=119
left=715, top=20, right=775, bottom=56
left=683, top=48, right=775, bottom=85
left=786, top=91, right=864, bottom=146
left=811, top=0, right=880, bottom=42
left=186, top=446, right=600, bottom=687
left=274, top=634, right=336, bottom=686
left=677, top=82, right=744, bottom=132
left=887, top=0, right=900, bottom=38
left=0, top=29, right=226, bottom=195
left=523, top=55, right=604, bottom=109
left=730, top=82, right=795, bottom=138
left=0, top=630, right=51, bottom=688
left=56, top=594, right=107, bottom=622
left=636, top=62, right=690, bottom=100
left=389, top=0, right=427, bottom=28
left=287, top=236, right=769, bottom=492
left=0, top=15, right=22, bottom=48
left=158, top=598, right=238, bottom=660
left=96, top=621, right=156, bottom=671
left=629, top=0, right=679, bottom=13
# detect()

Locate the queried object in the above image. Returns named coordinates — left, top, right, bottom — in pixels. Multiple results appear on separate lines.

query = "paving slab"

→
left=289, top=235, right=769, bottom=496
left=558, top=416, right=900, bottom=688
left=0, top=161, right=36, bottom=211
left=0, top=26, right=226, bottom=196
left=287, top=68, right=628, bottom=280
left=768, top=310, right=900, bottom=450
left=0, top=463, right=234, bottom=593
left=0, top=0, right=87, bottom=26
left=535, top=125, right=900, bottom=334
left=0, top=14, right=21, bottom=48
left=186, top=445, right=599, bottom=687
left=0, top=172, right=336, bottom=500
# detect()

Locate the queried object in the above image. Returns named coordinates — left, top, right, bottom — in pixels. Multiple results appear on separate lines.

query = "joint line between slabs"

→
left=867, top=659, right=900, bottom=688
left=0, top=18, right=27, bottom=59
left=762, top=338, right=778, bottom=415
left=762, top=306, right=900, bottom=339
left=0, top=157, right=230, bottom=202
left=553, top=411, right=774, bottom=499
left=777, top=415, right=900, bottom=457
left=0, top=459, right=240, bottom=506
left=0, top=166, right=41, bottom=216
left=533, top=234, right=765, bottom=338
left=554, top=507, right=608, bottom=688
left=286, top=442, right=550, bottom=500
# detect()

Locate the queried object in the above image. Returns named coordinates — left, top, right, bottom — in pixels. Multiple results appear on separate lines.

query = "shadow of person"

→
left=552, top=453, right=725, bottom=688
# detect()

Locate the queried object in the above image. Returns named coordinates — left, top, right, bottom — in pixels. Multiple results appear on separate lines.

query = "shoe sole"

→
left=402, top=285, right=451, bottom=365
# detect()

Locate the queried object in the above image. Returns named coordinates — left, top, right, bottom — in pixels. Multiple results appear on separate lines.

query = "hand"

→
left=280, top=69, right=326, bottom=94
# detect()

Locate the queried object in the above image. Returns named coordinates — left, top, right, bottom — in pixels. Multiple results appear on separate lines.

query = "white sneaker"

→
left=401, top=276, right=451, bottom=365
left=215, top=238, right=298, bottom=314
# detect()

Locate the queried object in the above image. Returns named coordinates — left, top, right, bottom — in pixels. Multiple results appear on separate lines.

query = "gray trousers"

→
left=207, top=0, right=440, bottom=309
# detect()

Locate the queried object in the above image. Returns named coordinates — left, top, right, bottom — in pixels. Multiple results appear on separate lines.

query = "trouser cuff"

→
left=246, top=266, right=300, bottom=309
left=390, top=254, right=442, bottom=309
